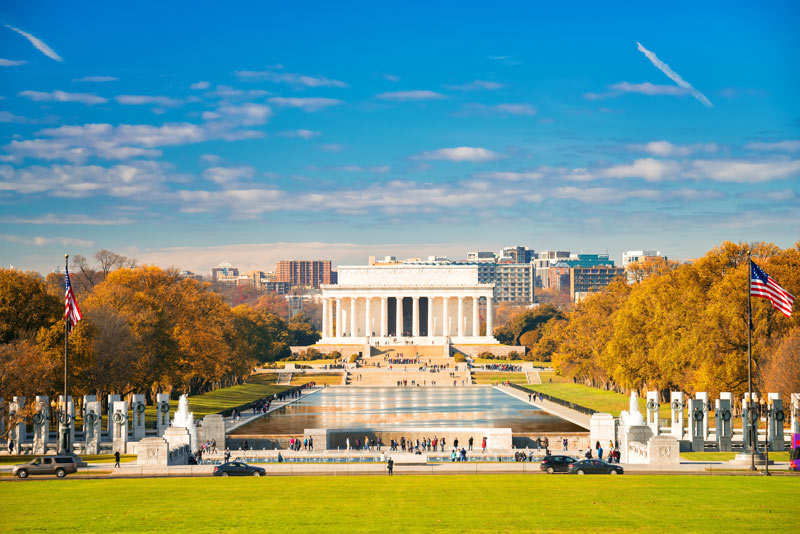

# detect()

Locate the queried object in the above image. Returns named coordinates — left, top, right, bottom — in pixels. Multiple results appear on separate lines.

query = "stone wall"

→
left=452, top=344, right=526, bottom=357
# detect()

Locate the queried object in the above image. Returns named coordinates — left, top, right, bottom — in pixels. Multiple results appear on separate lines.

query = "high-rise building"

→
left=570, top=266, right=625, bottom=302
left=276, top=260, right=333, bottom=288
left=499, top=246, right=535, bottom=264
left=466, top=251, right=497, bottom=261
left=622, top=250, right=665, bottom=268
left=211, top=261, right=239, bottom=282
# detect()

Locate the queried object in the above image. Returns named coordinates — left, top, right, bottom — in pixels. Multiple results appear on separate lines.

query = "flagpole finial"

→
left=65, top=253, right=69, bottom=260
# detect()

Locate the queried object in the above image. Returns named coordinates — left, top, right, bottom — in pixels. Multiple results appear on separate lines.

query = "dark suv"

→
left=539, top=455, right=578, bottom=474
left=13, top=456, right=78, bottom=478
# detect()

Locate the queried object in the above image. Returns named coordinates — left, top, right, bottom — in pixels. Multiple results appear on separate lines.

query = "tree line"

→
left=0, top=253, right=320, bottom=403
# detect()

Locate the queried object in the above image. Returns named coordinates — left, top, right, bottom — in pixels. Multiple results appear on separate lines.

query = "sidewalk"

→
left=494, top=384, right=591, bottom=430
left=225, top=386, right=324, bottom=433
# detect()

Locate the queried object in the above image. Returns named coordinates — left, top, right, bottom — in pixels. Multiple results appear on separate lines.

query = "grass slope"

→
left=182, top=374, right=292, bottom=419
left=472, top=372, right=529, bottom=385
left=0, top=475, right=796, bottom=533
left=523, top=382, right=672, bottom=418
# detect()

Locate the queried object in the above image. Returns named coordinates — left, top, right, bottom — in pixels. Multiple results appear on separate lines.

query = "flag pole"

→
left=747, top=251, right=756, bottom=471
left=62, top=253, right=70, bottom=454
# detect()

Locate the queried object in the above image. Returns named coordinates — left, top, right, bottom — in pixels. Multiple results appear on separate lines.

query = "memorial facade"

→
left=317, top=265, right=498, bottom=345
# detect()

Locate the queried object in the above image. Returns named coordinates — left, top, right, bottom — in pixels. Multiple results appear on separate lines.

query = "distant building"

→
left=500, top=246, right=535, bottom=264
left=533, top=251, right=571, bottom=288
left=211, top=262, right=239, bottom=282
left=176, top=269, right=204, bottom=281
left=276, top=260, right=333, bottom=288
left=622, top=250, right=665, bottom=268
left=466, top=251, right=497, bottom=262
left=570, top=266, right=625, bottom=302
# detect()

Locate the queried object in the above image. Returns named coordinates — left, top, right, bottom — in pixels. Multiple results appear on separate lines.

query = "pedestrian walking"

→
left=387, top=457, right=394, bottom=476
left=114, top=450, right=121, bottom=468
left=481, top=436, right=487, bottom=453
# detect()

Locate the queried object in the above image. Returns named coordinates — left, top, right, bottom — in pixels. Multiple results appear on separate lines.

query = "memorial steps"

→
left=345, top=368, right=471, bottom=387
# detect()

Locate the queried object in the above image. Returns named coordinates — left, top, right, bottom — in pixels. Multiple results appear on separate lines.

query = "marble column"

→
left=322, top=297, right=328, bottom=337
left=380, top=297, right=388, bottom=337
left=364, top=297, right=372, bottom=337
left=396, top=297, right=403, bottom=336
left=486, top=297, right=493, bottom=338
left=427, top=297, right=434, bottom=337
left=412, top=297, right=420, bottom=337
left=457, top=297, right=464, bottom=337
left=472, top=296, right=480, bottom=336
left=335, top=298, right=342, bottom=338
left=328, top=299, right=334, bottom=338
left=442, top=297, right=449, bottom=337
left=350, top=298, right=357, bottom=337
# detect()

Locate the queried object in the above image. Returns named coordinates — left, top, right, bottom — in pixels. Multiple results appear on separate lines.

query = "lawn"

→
left=0, top=475, right=796, bottom=532
left=472, top=372, right=529, bottom=385
left=523, top=382, right=673, bottom=419
left=289, top=372, right=344, bottom=386
left=472, top=359, right=550, bottom=367
left=182, top=374, right=292, bottom=418
left=681, top=451, right=791, bottom=462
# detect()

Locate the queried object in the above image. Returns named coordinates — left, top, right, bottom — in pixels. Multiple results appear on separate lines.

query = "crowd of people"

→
left=483, top=363, right=522, bottom=372
left=585, top=440, right=621, bottom=463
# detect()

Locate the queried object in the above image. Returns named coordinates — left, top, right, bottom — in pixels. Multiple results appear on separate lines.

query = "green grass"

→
left=523, top=382, right=673, bottom=418
left=182, top=375, right=292, bottom=418
left=0, top=454, right=135, bottom=466
left=472, top=372, right=529, bottom=385
left=681, top=451, right=792, bottom=462
left=0, top=475, right=797, bottom=532
left=289, top=373, right=343, bottom=386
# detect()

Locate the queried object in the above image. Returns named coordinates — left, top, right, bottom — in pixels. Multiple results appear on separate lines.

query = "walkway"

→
left=225, top=386, right=324, bottom=434
left=494, top=384, right=591, bottom=430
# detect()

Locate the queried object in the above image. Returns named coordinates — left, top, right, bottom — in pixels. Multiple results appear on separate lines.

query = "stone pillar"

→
left=412, top=297, right=419, bottom=337
left=589, top=413, right=616, bottom=452
left=396, top=297, right=403, bottom=336
left=472, top=296, right=479, bottom=337
left=199, top=414, right=226, bottom=450
left=112, top=400, right=129, bottom=453
left=380, top=297, right=388, bottom=337
left=32, top=395, right=49, bottom=455
left=58, top=395, right=75, bottom=453
left=322, top=297, right=328, bottom=337
left=670, top=391, right=684, bottom=439
left=792, top=393, right=800, bottom=434
left=9, top=397, right=26, bottom=449
left=715, top=395, right=733, bottom=452
left=486, top=297, right=493, bottom=338
left=107, top=394, right=121, bottom=436
left=767, top=393, right=785, bottom=452
left=335, top=298, right=342, bottom=338
left=350, top=297, right=357, bottom=337
left=131, top=394, right=146, bottom=441
left=442, top=297, right=449, bottom=337
left=365, top=297, right=372, bottom=337
left=84, top=401, right=102, bottom=455
left=688, top=398, right=704, bottom=451
left=427, top=297, right=434, bottom=338
left=457, top=297, right=464, bottom=337
left=742, top=392, right=758, bottom=453
left=156, top=393, right=170, bottom=436
left=696, top=392, right=710, bottom=438
left=645, top=391, right=660, bottom=435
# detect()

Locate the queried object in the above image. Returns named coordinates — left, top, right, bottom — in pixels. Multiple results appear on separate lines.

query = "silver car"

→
left=12, top=456, right=78, bottom=478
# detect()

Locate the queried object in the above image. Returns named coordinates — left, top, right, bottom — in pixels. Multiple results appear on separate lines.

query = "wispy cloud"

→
left=627, top=140, right=718, bottom=157
left=446, top=80, right=504, bottom=91
left=115, top=95, right=182, bottom=107
left=376, top=90, right=446, bottom=101
left=279, top=129, right=321, bottom=139
left=382, top=74, right=400, bottom=83
left=416, top=147, right=503, bottom=162
left=635, top=41, right=712, bottom=107
left=202, top=166, right=255, bottom=184
left=456, top=103, right=536, bottom=116
left=745, top=140, right=800, bottom=153
left=73, top=75, right=117, bottom=83
left=19, top=90, right=107, bottom=105
left=0, top=58, right=26, bottom=67
left=0, top=234, right=94, bottom=247
left=190, top=81, right=210, bottom=90
left=4, top=24, right=63, bottom=62
left=267, top=97, right=342, bottom=111
left=235, top=67, right=347, bottom=88
left=1, top=214, right=132, bottom=225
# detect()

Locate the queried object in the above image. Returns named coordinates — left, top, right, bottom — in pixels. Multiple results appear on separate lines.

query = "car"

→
left=568, top=459, right=624, bottom=475
left=213, top=461, right=266, bottom=477
left=539, top=455, right=578, bottom=474
left=12, top=456, right=78, bottom=479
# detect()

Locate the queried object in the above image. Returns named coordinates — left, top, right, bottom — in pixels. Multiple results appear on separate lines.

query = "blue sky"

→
left=1, top=1, right=798, bottom=274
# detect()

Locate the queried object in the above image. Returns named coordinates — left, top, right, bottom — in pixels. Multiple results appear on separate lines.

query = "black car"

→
left=213, top=461, right=266, bottom=477
left=539, top=455, right=578, bottom=474
left=568, top=459, right=623, bottom=475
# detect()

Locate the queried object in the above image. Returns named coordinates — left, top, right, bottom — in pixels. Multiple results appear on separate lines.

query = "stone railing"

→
left=628, top=441, right=649, bottom=463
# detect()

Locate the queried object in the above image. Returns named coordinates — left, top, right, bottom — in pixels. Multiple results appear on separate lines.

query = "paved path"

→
left=225, top=386, right=324, bottom=433
left=494, top=384, right=591, bottom=430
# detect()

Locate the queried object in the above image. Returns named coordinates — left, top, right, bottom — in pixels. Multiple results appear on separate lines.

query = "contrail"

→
left=636, top=41, right=711, bottom=107
left=5, top=24, right=63, bottom=62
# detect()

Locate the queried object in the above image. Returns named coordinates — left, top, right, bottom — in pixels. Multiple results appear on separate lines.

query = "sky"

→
left=0, top=1, right=798, bottom=275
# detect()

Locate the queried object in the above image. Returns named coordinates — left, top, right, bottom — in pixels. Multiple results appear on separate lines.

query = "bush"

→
left=453, top=353, right=466, bottom=363
left=477, top=351, right=496, bottom=360
left=507, top=351, right=521, bottom=361
left=348, top=354, right=359, bottom=363
left=329, top=350, right=342, bottom=360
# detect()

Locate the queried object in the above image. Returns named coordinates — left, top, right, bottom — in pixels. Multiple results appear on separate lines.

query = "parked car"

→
left=539, top=455, right=578, bottom=474
left=568, top=459, right=624, bottom=475
left=13, top=456, right=78, bottom=479
left=213, top=461, right=266, bottom=477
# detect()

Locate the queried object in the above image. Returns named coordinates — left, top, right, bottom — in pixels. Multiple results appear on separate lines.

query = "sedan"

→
left=568, top=459, right=623, bottom=475
left=539, top=455, right=578, bottom=474
left=213, top=461, right=266, bottom=477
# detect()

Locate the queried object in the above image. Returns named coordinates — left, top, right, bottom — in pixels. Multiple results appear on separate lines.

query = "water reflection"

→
left=231, top=387, right=584, bottom=435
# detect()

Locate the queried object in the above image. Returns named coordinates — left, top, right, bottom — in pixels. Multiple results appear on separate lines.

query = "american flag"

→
left=750, top=260, right=795, bottom=317
left=65, top=264, right=82, bottom=334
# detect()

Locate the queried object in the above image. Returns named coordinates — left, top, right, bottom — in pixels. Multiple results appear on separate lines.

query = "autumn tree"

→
left=0, top=269, right=60, bottom=343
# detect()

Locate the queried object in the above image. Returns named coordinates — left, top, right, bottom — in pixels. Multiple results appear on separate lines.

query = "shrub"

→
left=329, top=350, right=342, bottom=360
left=507, top=351, right=521, bottom=361
left=477, top=351, right=496, bottom=360
left=348, top=354, right=359, bottom=363
left=453, top=353, right=466, bottom=363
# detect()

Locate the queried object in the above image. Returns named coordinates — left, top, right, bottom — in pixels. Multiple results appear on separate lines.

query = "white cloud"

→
left=745, top=140, right=800, bottom=153
left=0, top=58, right=27, bottom=67
left=19, top=90, right=108, bottom=105
left=235, top=68, right=347, bottom=88
left=636, top=41, right=712, bottom=107
left=376, top=90, right=446, bottom=101
left=115, top=95, right=182, bottom=107
left=279, top=129, right=321, bottom=139
left=609, top=82, right=688, bottom=96
left=190, top=81, right=210, bottom=90
left=0, top=234, right=94, bottom=247
left=687, top=159, right=800, bottom=183
left=626, top=141, right=718, bottom=157
left=320, top=143, right=343, bottom=152
left=494, top=104, right=536, bottom=116
left=200, top=154, right=222, bottom=165
left=209, top=103, right=272, bottom=125
left=475, top=170, right=545, bottom=181
left=1, top=214, right=132, bottom=225
left=267, top=97, right=342, bottom=111
left=416, top=147, right=503, bottom=162
left=0, top=111, right=28, bottom=123
left=202, top=166, right=255, bottom=184
left=178, top=188, right=286, bottom=214
left=73, top=75, right=118, bottom=83
left=382, top=74, right=400, bottom=83
left=204, top=85, right=270, bottom=99
left=330, top=165, right=390, bottom=173
left=446, top=80, right=504, bottom=91
left=603, top=158, right=681, bottom=182
left=4, top=24, right=62, bottom=62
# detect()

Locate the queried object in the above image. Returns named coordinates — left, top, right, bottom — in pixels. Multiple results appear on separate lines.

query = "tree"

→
left=759, top=328, right=800, bottom=400
left=254, top=292, right=291, bottom=319
left=287, top=313, right=321, bottom=347
left=0, top=269, right=60, bottom=344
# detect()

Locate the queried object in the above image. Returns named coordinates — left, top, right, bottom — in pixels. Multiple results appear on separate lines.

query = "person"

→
left=450, top=448, right=457, bottom=462
left=346, top=437, right=350, bottom=450
left=277, top=452, right=283, bottom=463
left=460, top=448, right=467, bottom=462
left=481, top=437, right=487, bottom=453
left=387, top=457, right=394, bottom=476
left=468, top=436, right=473, bottom=451
left=598, top=444, right=604, bottom=461
left=114, top=450, right=121, bottom=468
left=563, top=438, right=569, bottom=451
left=453, top=438, right=459, bottom=449
left=224, top=447, right=231, bottom=463
left=440, top=437, right=446, bottom=452
left=7, top=439, right=13, bottom=455
left=585, top=447, right=593, bottom=459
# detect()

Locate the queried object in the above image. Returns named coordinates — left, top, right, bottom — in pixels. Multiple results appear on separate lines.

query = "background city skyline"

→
left=1, top=1, right=798, bottom=274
